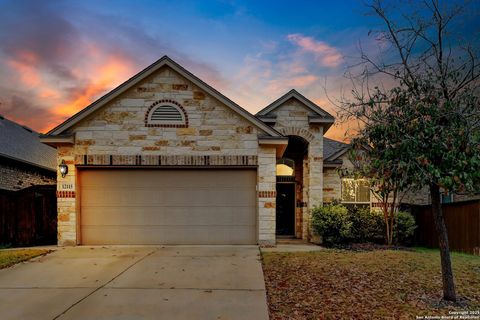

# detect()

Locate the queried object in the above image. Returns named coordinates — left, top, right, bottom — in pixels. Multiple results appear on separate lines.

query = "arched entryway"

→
left=275, top=135, right=309, bottom=238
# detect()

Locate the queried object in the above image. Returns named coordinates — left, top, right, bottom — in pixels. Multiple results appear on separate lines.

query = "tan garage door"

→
left=80, top=169, right=257, bottom=245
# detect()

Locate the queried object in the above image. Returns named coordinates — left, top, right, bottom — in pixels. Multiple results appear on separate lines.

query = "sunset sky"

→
left=0, top=0, right=478, bottom=141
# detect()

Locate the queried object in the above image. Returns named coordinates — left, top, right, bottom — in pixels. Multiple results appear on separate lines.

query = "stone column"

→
left=257, top=146, right=276, bottom=246
left=302, top=156, right=310, bottom=239
left=56, top=146, right=78, bottom=246
left=305, top=128, right=324, bottom=239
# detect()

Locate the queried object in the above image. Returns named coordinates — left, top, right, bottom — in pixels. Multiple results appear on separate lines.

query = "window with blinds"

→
left=341, top=178, right=370, bottom=204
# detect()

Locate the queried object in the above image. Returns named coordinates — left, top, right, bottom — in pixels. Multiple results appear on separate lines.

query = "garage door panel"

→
left=81, top=170, right=255, bottom=188
left=81, top=206, right=256, bottom=226
left=80, top=169, right=257, bottom=244
left=81, top=187, right=255, bottom=207
left=82, top=225, right=256, bottom=245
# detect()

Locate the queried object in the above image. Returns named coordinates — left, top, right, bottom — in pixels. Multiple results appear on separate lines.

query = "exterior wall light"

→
left=59, top=160, right=68, bottom=178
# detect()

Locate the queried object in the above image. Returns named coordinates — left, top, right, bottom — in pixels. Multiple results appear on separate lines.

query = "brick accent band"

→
left=75, top=154, right=258, bottom=167
left=276, top=127, right=315, bottom=142
left=371, top=202, right=394, bottom=208
left=296, top=201, right=307, bottom=208
left=56, top=191, right=76, bottom=198
left=259, top=191, right=276, bottom=198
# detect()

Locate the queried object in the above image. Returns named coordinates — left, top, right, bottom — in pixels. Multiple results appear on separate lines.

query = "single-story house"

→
left=41, top=56, right=343, bottom=246
left=49, top=55, right=471, bottom=246
left=0, top=115, right=56, bottom=191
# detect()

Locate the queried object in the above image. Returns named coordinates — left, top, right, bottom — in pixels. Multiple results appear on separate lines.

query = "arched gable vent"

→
left=145, top=99, right=189, bottom=128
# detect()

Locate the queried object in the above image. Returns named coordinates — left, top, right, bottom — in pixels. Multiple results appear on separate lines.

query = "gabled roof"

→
left=47, top=56, right=282, bottom=137
left=0, top=115, right=56, bottom=171
left=323, top=137, right=350, bottom=164
left=256, top=89, right=335, bottom=124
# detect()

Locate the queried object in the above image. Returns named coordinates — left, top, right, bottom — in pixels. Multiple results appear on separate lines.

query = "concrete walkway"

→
left=0, top=246, right=269, bottom=320
left=261, top=243, right=323, bottom=252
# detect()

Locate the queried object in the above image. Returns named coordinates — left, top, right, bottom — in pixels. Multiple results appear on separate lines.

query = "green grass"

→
left=262, top=248, right=480, bottom=319
left=0, top=249, right=51, bottom=269
left=415, top=247, right=480, bottom=261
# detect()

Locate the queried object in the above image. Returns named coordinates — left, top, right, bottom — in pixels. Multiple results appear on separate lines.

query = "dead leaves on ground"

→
left=262, top=249, right=480, bottom=319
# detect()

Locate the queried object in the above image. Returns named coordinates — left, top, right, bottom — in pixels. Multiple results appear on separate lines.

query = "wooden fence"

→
left=0, top=185, right=57, bottom=246
left=410, top=200, right=480, bottom=255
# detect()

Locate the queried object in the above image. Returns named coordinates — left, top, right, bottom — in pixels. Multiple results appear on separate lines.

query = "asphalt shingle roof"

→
left=0, top=115, right=56, bottom=171
left=323, top=137, right=349, bottom=161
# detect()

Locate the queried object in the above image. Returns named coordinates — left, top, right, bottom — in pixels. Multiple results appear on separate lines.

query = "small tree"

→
left=339, top=146, right=408, bottom=246
left=338, top=0, right=480, bottom=301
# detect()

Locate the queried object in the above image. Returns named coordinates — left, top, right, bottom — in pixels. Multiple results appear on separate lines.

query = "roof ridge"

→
left=47, top=55, right=282, bottom=137
left=256, top=89, right=335, bottom=119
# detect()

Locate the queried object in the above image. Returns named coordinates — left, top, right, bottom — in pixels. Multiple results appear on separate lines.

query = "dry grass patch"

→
left=262, top=248, right=480, bottom=319
left=0, top=249, right=51, bottom=269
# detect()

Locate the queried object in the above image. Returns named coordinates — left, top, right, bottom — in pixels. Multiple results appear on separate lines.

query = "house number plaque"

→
left=60, top=183, right=74, bottom=190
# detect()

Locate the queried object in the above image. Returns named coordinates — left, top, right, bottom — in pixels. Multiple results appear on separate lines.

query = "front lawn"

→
left=0, top=248, right=51, bottom=269
left=262, top=248, right=480, bottom=319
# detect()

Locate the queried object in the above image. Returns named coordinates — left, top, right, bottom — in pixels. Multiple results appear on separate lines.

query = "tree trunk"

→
left=430, top=184, right=457, bottom=301
left=389, top=190, right=397, bottom=245
left=382, top=197, right=391, bottom=245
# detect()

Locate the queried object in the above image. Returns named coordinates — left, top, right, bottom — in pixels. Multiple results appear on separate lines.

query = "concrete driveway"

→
left=0, top=246, right=269, bottom=320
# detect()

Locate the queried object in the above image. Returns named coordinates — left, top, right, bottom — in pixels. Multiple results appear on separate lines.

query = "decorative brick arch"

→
left=276, top=127, right=315, bottom=143
left=144, top=99, right=189, bottom=128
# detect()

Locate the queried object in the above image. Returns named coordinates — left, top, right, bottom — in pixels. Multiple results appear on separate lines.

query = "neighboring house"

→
left=0, top=115, right=56, bottom=191
left=401, top=187, right=480, bottom=206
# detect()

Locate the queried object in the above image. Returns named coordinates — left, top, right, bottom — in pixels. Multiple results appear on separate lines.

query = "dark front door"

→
left=276, top=183, right=295, bottom=236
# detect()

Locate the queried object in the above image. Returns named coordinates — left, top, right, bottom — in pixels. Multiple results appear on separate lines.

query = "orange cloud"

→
left=5, top=46, right=136, bottom=133
left=7, top=50, right=41, bottom=87
left=7, top=50, right=65, bottom=108
left=53, top=55, right=134, bottom=117
left=310, top=97, right=361, bottom=143
left=266, top=74, right=319, bottom=95
left=287, top=34, right=343, bottom=67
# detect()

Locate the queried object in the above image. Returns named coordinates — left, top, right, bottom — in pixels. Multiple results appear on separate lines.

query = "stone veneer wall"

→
left=323, top=167, right=341, bottom=203
left=323, top=153, right=480, bottom=207
left=54, top=65, right=278, bottom=246
left=294, top=157, right=304, bottom=238
left=401, top=189, right=480, bottom=205
left=56, top=146, right=77, bottom=245
left=268, top=98, right=324, bottom=240
left=400, top=188, right=431, bottom=206
left=257, top=146, right=276, bottom=245
left=324, top=154, right=442, bottom=207
left=322, top=155, right=353, bottom=204
left=453, top=193, right=480, bottom=203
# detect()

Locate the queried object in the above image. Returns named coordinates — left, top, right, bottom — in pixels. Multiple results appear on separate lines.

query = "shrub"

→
left=312, top=205, right=417, bottom=247
left=311, top=204, right=352, bottom=246
left=347, top=207, right=384, bottom=244
left=395, top=211, right=417, bottom=245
